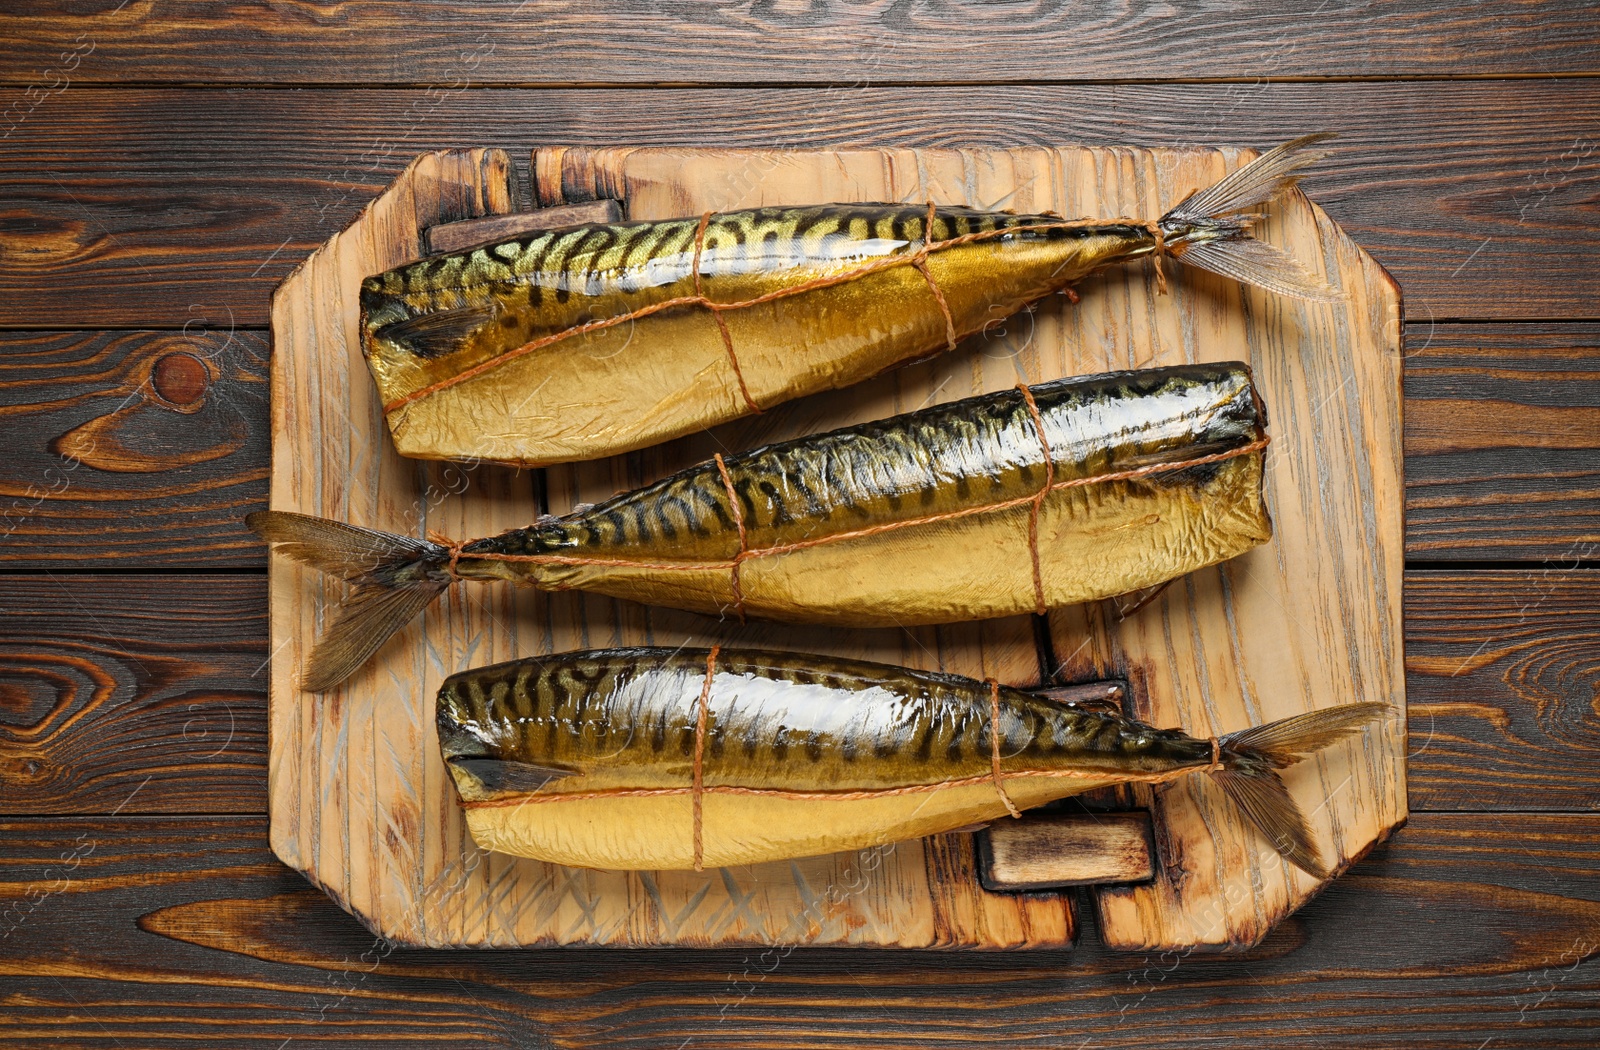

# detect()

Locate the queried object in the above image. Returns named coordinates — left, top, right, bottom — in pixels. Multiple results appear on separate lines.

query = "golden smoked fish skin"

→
left=438, top=647, right=1387, bottom=873
left=363, top=204, right=1151, bottom=465
left=453, top=362, right=1272, bottom=626
left=360, top=136, right=1335, bottom=465
left=246, top=362, right=1272, bottom=691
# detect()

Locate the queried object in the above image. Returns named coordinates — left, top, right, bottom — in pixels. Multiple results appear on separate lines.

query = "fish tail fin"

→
left=1207, top=701, right=1390, bottom=879
left=246, top=510, right=452, bottom=692
left=1159, top=133, right=1341, bottom=302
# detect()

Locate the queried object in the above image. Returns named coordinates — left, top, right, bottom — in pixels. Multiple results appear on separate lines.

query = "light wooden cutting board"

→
left=265, top=145, right=1405, bottom=949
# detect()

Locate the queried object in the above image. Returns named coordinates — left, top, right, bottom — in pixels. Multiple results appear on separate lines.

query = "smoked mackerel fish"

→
left=439, top=646, right=1387, bottom=874
left=251, top=362, right=1272, bottom=691
left=363, top=136, right=1334, bottom=464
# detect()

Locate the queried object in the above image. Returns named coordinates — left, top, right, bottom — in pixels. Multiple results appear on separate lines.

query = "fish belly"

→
left=379, top=241, right=1083, bottom=465
left=385, top=309, right=738, bottom=465
left=528, top=451, right=1269, bottom=625
left=464, top=776, right=1109, bottom=870
left=720, top=240, right=1088, bottom=406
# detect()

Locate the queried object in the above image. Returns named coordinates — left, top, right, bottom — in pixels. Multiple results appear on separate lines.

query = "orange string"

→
left=1015, top=383, right=1056, bottom=616
left=383, top=211, right=1169, bottom=414
left=1147, top=221, right=1168, bottom=295
left=438, top=435, right=1270, bottom=584
left=694, top=212, right=761, bottom=415
left=692, top=644, right=719, bottom=871
left=713, top=453, right=747, bottom=622
left=988, top=679, right=1022, bottom=818
left=426, top=529, right=467, bottom=578
left=913, top=201, right=959, bottom=352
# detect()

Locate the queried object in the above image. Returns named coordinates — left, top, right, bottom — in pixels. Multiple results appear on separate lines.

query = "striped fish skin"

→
left=451, top=362, right=1271, bottom=626
left=438, top=647, right=1209, bottom=869
left=245, top=363, right=1271, bottom=691
left=361, top=204, right=1150, bottom=465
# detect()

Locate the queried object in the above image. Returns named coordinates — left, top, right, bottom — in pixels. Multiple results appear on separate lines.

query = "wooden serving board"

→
left=265, top=145, right=1406, bottom=949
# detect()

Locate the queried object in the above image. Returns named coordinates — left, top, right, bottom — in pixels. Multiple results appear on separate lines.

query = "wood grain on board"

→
left=1406, top=323, right=1600, bottom=561
left=2, top=83, right=1598, bottom=326
left=3, top=1, right=1598, bottom=84
left=983, top=812, right=1155, bottom=890
left=1406, top=569, right=1600, bottom=812
left=2, top=813, right=1598, bottom=1048
left=0, top=329, right=269, bottom=567
left=0, top=575, right=267, bottom=815
left=262, top=144, right=1402, bottom=949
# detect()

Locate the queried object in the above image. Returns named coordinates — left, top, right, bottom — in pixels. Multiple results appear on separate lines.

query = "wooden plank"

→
left=982, top=812, right=1155, bottom=890
left=2, top=84, right=1598, bottom=326
left=264, top=147, right=554, bottom=950
left=6, top=569, right=1584, bottom=818
left=2, top=324, right=1596, bottom=567
left=0, top=575, right=266, bottom=815
left=2, top=814, right=1598, bottom=1047
left=424, top=199, right=622, bottom=255
left=1406, top=323, right=1600, bottom=561
left=2, top=2, right=1597, bottom=85
left=0, top=329, right=269, bottom=567
left=1406, top=569, right=1600, bottom=811
left=1033, top=680, right=1128, bottom=714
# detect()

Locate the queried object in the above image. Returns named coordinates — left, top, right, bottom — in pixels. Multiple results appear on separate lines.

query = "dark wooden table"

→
left=2, top=6, right=1597, bottom=1046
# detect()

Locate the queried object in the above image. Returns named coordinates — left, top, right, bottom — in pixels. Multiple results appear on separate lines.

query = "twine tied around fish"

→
left=384, top=203, right=1174, bottom=417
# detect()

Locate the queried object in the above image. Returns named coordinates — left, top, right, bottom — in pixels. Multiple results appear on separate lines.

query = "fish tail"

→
left=1159, top=133, right=1341, bottom=301
left=1207, top=701, right=1389, bottom=879
left=246, top=510, right=452, bottom=692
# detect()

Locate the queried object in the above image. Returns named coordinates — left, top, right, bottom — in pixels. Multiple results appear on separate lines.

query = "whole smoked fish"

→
left=439, top=646, right=1387, bottom=873
left=250, top=363, right=1272, bottom=691
left=364, top=136, right=1334, bottom=465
